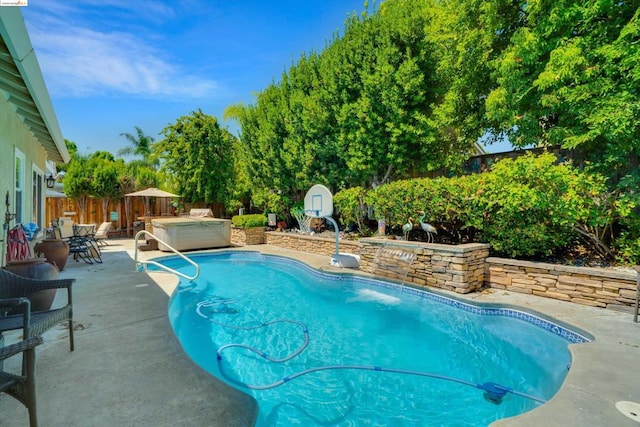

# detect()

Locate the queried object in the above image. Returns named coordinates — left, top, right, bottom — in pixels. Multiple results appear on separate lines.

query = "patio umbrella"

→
left=125, top=188, right=180, bottom=216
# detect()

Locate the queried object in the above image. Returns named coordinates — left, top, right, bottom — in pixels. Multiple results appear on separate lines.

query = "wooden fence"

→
left=45, top=196, right=228, bottom=235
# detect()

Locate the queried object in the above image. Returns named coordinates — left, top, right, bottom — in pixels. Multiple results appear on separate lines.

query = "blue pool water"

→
left=164, top=252, right=589, bottom=426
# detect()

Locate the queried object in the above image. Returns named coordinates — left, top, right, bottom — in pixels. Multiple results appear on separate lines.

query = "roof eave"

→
left=0, top=8, right=70, bottom=164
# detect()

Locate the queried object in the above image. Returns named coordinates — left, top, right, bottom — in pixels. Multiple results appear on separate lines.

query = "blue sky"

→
left=23, top=0, right=511, bottom=157
left=22, top=0, right=371, bottom=156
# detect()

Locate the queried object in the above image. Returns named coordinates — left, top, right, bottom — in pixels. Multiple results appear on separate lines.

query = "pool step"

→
left=138, top=238, right=158, bottom=251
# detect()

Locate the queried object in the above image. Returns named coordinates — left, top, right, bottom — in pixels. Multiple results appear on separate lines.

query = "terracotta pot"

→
left=5, top=258, right=60, bottom=312
left=34, top=239, right=70, bottom=271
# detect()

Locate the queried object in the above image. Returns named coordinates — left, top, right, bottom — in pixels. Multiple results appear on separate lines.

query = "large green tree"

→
left=63, top=155, right=92, bottom=223
left=485, top=0, right=639, bottom=174
left=91, top=155, right=121, bottom=223
left=484, top=0, right=640, bottom=257
left=158, top=110, right=235, bottom=207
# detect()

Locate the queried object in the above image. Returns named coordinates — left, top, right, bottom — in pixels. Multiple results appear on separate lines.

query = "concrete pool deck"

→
left=1, top=239, right=639, bottom=426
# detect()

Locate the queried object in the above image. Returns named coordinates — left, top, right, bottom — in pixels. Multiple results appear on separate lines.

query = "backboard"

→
left=304, top=184, right=333, bottom=218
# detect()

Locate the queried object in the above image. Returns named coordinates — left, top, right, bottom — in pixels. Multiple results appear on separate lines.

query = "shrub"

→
left=365, top=175, right=484, bottom=242
left=231, top=214, right=267, bottom=228
left=477, top=153, right=608, bottom=257
left=334, top=187, right=368, bottom=231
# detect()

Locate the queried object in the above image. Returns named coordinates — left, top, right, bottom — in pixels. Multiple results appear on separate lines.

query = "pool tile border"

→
left=182, top=252, right=592, bottom=344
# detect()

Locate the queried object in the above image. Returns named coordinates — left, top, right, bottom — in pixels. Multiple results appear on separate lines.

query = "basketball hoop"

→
left=292, top=209, right=313, bottom=233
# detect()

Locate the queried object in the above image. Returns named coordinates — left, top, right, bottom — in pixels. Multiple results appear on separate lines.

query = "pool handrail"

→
left=134, top=230, right=200, bottom=280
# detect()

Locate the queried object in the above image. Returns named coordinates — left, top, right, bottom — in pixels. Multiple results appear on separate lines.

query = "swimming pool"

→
left=164, top=252, right=590, bottom=426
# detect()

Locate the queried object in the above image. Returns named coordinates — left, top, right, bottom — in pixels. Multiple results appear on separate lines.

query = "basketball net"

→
left=292, top=209, right=313, bottom=233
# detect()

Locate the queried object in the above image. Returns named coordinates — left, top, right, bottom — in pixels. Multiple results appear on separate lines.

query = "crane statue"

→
left=418, top=211, right=437, bottom=243
left=402, top=217, right=413, bottom=241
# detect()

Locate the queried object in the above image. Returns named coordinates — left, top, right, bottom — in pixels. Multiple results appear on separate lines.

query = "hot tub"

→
left=151, top=217, right=231, bottom=251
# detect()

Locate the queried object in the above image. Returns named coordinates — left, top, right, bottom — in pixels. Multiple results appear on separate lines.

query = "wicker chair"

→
left=0, top=269, right=75, bottom=351
left=1, top=297, right=44, bottom=427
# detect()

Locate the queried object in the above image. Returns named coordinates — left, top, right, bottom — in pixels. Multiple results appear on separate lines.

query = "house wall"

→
left=0, top=95, right=48, bottom=229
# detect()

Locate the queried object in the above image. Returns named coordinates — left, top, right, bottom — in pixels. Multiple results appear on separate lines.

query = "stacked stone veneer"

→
left=231, top=227, right=266, bottom=246
left=485, top=258, right=637, bottom=310
left=265, top=232, right=361, bottom=257
left=359, top=238, right=490, bottom=293
left=265, top=233, right=489, bottom=294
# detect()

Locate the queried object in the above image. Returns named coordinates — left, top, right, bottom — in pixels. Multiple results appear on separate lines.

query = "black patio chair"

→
left=0, top=297, right=44, bottom=427
left=53, top=225, right=102, bottom=265
left=67, top=235, right=103, bottom=264
left=0, top=269, right=75, bottom=351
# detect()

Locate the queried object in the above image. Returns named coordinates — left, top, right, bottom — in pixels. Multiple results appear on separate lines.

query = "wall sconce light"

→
left=45, top=174, right=56, bottom=189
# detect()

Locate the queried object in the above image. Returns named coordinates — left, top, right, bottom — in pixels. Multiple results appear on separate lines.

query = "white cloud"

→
left=25, top=8, right=218, bottom=99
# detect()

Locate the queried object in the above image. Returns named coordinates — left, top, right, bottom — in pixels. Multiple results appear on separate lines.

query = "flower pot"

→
left=5, top=258, right=60, bottom=312
left=34, top=238, right=70, bottom=271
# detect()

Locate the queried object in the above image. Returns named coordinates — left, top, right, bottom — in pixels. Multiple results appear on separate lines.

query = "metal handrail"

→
left=134, top=230, right=200, bottom=281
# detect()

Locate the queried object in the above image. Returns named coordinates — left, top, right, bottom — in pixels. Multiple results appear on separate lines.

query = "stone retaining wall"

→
left=265, top=233, right=489, bottom=294
left=231, top=227, right=266, bottom=246
left=485, top=257, right=637, bottom=311
left=265, top=232, right=361, bottom=257
left=263, top=232, right=638, bottom=311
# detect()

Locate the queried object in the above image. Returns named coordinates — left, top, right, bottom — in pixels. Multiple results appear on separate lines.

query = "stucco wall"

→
left=0, top=96, right=48, bottom=229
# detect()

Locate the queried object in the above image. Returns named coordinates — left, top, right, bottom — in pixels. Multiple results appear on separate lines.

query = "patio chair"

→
left=0, top=298, right=44, bottom=427
left=0, top=269, right=75, bottom=351
left=51, top=218, right=74, bottom=239
left=93, top=221, right=113, bottom=246
left=68, top=236, right=102, bottom=264
left=53, top=225, right=102, bottom=265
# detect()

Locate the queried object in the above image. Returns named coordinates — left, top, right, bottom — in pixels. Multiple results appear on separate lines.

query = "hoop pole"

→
left=324, top=216, right=340, bottom=255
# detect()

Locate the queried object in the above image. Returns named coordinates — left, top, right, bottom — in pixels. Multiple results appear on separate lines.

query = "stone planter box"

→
left=231, top=226, right=266, bottom=246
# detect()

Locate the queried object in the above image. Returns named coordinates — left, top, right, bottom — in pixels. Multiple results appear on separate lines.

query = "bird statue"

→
left=402, top=217, right=413, bottom=241
left=418, top=211, right=437, bottom=243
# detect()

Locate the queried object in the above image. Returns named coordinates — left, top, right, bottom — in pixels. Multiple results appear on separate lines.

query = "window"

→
left=32, top=167, right=44, bottom=228
left=14, top=148, right=25, bottom=224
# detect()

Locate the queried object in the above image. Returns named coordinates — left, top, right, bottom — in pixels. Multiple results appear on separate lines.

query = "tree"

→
left=158, top=110, right=235, bottom=208
left=483, top=0, right=640, bottom=257
left=91, top=156, right=121, bottom=222
left=63, top=156, right=92, bottom=223
left=485, top=0, right=639, bottom=175
left=118, top=126, right=157, bottom=169
left=56, top=139, right=79, bottom=173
